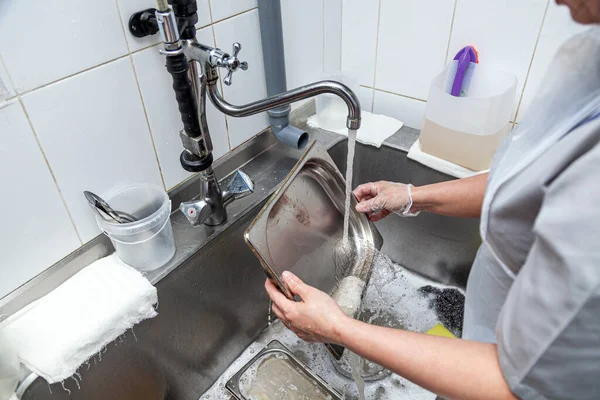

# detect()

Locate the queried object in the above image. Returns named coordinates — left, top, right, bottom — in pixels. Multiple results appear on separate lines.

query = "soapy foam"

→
left=201, top=252, right=463, bottom=400
left=331, top=276, right=365, bottom=317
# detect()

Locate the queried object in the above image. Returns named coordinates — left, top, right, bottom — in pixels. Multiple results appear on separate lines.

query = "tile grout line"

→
left=208, top=0, right=233, bottom=152
left=11, top=7, right=255, bottom=100
left=444, top=0, right=459, bottom=65
left=211, top=7, right=258, bottom=25
left=2, top=55, right=83, bottom=244
left=370, top=0, right=383, bottom=112
left=363, top=85, right=428, bottom=103
left=513, top=0, right=550, bottom=122
left=114, top=0, right=168, bottom=191
left=17, top=97, right=84, bottom=245
left=16, top=53, right=130, bottom=98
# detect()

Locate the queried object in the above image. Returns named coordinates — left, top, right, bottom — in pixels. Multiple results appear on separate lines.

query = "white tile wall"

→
left=331, top=0, right=582, bottom=128
left=209, top=0, right=257, bottom=22
left=341, top=0, right=380, bottom=87
left=448, top=0, right=548, bottom=114
left=0, top=59, right=15, bottom=100
left=0, top=1, right=276, bottom=298
left=323, top=0, right=343, bottom=72
left=22, top=58, right=164, bottom=243
left=133, top=27, right=229, bottom=190
left=281, top=0, right=324, bottom=89
left=281, top=0, right=325, bottom=111
left=376, top=0, right=454, bottom=100
left=517, top=4, right=586, bottom=121
left=373, top=90, right=426, bottom=130
left=358, top=86, right=374, bottom=113
left=0, top=100, right=81, bottom=298
left=214, top=9, right=270, bottom=148
left=0, top=0, right=129, bottom=93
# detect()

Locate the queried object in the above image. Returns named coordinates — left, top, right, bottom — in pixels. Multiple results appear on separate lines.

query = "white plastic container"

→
left=315, top=73, right=360, bottom=131
left=96, top=184, right=175, bottom=272
left=420, top=63, right=517, bottom=171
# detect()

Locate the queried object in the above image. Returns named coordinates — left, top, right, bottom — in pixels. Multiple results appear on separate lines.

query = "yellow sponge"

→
left=426, top=323, right=456, bottom=338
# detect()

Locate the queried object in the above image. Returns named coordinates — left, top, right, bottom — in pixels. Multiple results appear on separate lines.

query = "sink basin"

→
left=20, top=127, right=480, bottom=400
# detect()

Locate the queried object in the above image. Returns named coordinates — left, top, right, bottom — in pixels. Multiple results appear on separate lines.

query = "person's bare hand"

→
left=264, top=271, right=350, bottom=344
left=353, top=181, right=419, bottom=221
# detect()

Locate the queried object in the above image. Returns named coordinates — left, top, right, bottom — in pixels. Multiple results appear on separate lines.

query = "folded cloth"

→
left=407, top=139, right=489, bottom=178
left=1, top=254, right=157, bottom=383
left=307, top=110, right=403, bottom=148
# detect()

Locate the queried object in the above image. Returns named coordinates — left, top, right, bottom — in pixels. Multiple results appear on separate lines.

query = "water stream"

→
left=340, top=128, right=366, bottom=400
left=349, top=352, right=366, bottom=400
left=342, top=129, right=357, bottom=244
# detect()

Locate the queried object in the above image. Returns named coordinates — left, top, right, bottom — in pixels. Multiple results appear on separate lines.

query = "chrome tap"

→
left=140, top=0, right=361, bottom=227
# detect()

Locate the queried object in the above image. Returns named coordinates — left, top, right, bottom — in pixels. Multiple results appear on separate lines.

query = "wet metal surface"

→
left=245, top=141, right=382, bottom=299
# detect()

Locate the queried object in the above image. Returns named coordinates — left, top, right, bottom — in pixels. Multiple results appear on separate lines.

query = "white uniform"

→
left=463, top=28, right=600, bottom=399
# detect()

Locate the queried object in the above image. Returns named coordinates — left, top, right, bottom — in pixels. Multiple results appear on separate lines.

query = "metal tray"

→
left=226, top=340, right=343, bottom=400
left=244, top=140, right=383, bottom=300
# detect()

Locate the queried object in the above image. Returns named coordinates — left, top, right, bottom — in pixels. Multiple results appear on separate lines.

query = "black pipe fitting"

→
left=180, top=151, right=213, bottom=172
left=128, top=8, right=159, bottom=38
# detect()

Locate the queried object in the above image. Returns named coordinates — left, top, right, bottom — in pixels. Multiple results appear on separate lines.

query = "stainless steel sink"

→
left=19, top=118, right=480, bottom=400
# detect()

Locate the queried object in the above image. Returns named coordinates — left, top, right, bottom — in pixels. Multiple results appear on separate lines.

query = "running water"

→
left=341, top=128, right=366, bottom=400
left=349, top=352, right=366, bottom=400
left=342, top=129, right=358, bottom=244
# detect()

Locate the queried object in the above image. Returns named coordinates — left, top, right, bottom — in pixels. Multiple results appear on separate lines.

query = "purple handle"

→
left=451, top=46, right=477, bottom=97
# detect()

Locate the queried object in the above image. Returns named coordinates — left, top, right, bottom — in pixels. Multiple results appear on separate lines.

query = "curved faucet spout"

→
left=207, top=80, right=362, bottom=130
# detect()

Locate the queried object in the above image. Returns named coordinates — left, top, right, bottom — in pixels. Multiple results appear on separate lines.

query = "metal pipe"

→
left=256, top=0, right=311, bottom=148
left=208, top=80, right=362, bottom=130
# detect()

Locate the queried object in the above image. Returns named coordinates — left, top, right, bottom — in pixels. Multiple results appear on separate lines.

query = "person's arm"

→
left=354, top=173, right=488, bottom=220
left=265, top=271, right=516, bottom=400
left=412, top=173, right=488, bottom=218
left=339, top=318, right=516, bottom=400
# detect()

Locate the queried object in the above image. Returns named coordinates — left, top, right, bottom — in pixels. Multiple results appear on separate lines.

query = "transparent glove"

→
left=353, top=181, right=420, bottom=221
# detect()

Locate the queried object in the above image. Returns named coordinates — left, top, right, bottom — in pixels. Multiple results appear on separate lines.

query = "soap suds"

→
left=200, top=254, right=464, bottom=400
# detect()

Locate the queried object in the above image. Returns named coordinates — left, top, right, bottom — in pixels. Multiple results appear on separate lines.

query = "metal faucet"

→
left=142, top=0, right=361, bottom=227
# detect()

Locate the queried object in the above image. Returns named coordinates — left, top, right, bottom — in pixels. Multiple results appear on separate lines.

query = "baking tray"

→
left=244, top=140, right=383, bottom=359
left=244, top=140, right=383, bottom=300
left=225, top=340, right=343, bottom=400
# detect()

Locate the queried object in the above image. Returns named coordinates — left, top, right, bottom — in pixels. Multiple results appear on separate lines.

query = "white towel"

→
left=307, top=110, right=403, bottom=148
left=1, top=254, right=158, bottom=383
left=407, top=139, right=489, bottom=178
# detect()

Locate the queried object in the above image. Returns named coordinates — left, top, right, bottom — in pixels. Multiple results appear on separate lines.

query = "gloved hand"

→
left=353, top=181, right=420, bottom=221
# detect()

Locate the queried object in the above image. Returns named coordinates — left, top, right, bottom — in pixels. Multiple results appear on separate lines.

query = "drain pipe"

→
left=257, top=0, right=309, bottom=149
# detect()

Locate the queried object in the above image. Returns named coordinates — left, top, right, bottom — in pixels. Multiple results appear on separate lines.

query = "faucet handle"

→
left=180, top=199, right=214, bottom=227
left=222, top=169, right=254, bottom=204
left=222, top=42, right=248, bottom=86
